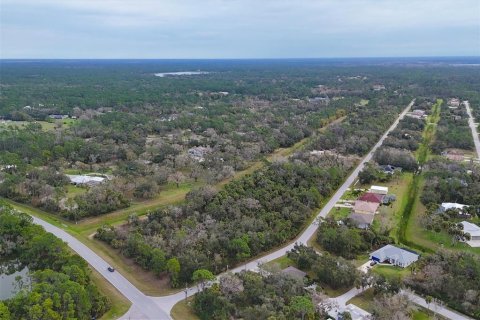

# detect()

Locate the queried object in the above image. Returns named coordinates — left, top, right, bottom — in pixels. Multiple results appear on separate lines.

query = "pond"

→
left=0, top=266, right=29, bottom=300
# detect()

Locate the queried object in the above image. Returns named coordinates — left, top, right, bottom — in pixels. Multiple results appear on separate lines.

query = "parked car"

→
left=107, top=267, right=115, bottom=272
left=369, top=261, right=377, bottom=266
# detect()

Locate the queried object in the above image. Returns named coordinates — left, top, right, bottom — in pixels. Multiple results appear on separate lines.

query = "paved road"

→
left=402, top=290, right=474, bottom=320
left=465, top=100, right=480, bottom=158
left=30, top=216, right=170, bottom=320
left=29, top=100, right=415, bottom=319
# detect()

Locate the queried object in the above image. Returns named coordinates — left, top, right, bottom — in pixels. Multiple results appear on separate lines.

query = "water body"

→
left=154, top=71, right=210, bottom=77
left=0, top=267, right=29, bottom=300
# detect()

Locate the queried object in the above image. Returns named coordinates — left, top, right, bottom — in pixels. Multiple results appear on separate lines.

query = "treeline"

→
left=96, top=155, right=353, bottom=286
left=0, top=202, right=110, bottom=319
left=431, top=101, right=474, bottom=153
left=420, top=158, right=480, bottom=208
left=307, top=94, right=411, bottom=156
left=287, top=244, right=360, bottom=290
left=193, top=270, right=322, bottom=320
left=316, top=217, right=391, bottom=259
left=405, top=251, right=480, bottom=318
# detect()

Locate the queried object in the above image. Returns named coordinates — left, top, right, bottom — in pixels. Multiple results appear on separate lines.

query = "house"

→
left=369, top=245, right=419, bottom=268
left=460, top=221, right=480, bottom=241
left=348, top=213, right=374, bottom=229
left=67, top=174, right=105, bottom=186
left=281, top=266, right=307, bottom=279
left=358, top=192, right=384, bottom=203
left=353, top=200, right=379, bottom=215
left=379, top=164, right=398, bottom=174
left=412, top=109, right=426, bottom=117
left=48, top=114, right=69, bottom=120
left=187, top=146, right=212, bottom=162
left=369, top=185, right=388, bottom=195
left=372, top=84, right=385, bottom=91
left=438, top=202, right=469, bottom=216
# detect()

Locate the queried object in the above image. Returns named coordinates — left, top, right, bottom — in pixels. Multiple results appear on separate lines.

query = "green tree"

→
left=192, top=269, right=215, bottom=291
left=290, top=296, right=314, bottom=320
left=166, top=257, right=181, bottom=287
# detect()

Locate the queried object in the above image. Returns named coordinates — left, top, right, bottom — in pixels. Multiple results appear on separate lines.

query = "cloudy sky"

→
left=1, top=0, right=479, bottom=58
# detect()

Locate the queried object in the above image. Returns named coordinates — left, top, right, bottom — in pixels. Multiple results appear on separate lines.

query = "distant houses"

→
left=67, top=174, right=105, bottom=186
left=48, top=114, right=69, bottom=120
left=188, top=146, right=212, bottom=162
left=369, top=245, right=419, bottom=268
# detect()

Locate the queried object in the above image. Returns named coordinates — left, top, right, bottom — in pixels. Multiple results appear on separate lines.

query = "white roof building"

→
left=460, top=221, right=480, bottom=241
left=440, top=202, right=468, bottom=211
left=370, top=245, right=419, bottom=268
left=67, top=175, right=105, bottom=185
left=369, top=185, right=388, bottom=195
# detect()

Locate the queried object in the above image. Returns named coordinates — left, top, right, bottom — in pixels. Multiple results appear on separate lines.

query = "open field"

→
left=171, top=297, right=199, bottom=320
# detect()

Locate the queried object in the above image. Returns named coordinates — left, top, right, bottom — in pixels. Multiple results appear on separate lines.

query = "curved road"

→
left=30, top=216, right=169, bottom=320
left=29, top=100, right=414, bottom=319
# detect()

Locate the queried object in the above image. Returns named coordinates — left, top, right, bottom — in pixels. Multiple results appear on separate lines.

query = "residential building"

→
left=369, top=185, right=388, bottom=195
left=358, top=192, right=384, bottom=203
left=348, top=213, right=374, bottom=229
left=353, top=200, right=379, bottom=215
left=460, top=221, right=480, bottom=241
left=281, top=266, right=307, bottom=279
left=369, top=245, right=419, bottom=268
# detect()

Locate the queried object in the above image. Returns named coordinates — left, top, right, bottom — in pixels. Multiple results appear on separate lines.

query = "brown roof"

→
left=354, top=200, right=379, bottom=214
left=358, top=192, right=384, bottom=203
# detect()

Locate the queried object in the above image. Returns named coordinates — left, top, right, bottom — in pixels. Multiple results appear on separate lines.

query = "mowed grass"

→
left=347, top=287, right=375, bottom=312
left=171, top=297, right=200, bottom=320
left=372, top=264, right=410, bottom=281
left=405, top=177, right=480, bottom=255
left=0, top=120, right=76, bottom=131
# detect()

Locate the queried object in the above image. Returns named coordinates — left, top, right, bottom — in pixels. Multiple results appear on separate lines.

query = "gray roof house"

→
left=281, top=266, right=307, bottom=279
left=348, top=213, right=374, bottom=229
left=369, top=245, right=419, bottom=268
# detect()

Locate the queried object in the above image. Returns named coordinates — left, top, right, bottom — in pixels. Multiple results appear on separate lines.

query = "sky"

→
left=1, top=0, right=479, bottom=59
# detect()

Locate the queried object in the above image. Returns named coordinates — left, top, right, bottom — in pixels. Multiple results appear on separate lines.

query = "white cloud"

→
left=1, top=0, right=479, bottom=58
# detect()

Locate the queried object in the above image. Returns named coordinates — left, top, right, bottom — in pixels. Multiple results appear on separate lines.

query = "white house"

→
left=460, top=221, right=480, bottom=241
left=67, top=175, right=105, bottom=186
left=369, top=185, right=388, bottom=195
left=438, top=202, right=469, bottom=215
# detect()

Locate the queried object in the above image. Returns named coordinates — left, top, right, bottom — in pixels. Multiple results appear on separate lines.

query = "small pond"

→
left=0, top=266, right=29, bottom=300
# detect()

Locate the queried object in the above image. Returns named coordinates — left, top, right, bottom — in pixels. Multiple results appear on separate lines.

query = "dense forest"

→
left=0, top=202, right=110, bottom=319
left=405, top=251, right=480, bottom=318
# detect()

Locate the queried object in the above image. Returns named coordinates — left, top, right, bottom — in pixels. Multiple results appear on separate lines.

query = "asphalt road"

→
left=465, top=100, right=480, bottom=158
left=30, top=216, right=170, bottom=320
left=29, top=100, right=415, bottom=320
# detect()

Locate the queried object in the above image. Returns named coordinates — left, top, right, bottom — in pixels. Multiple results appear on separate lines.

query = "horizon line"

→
left=1, top=55, right=480, bottom=61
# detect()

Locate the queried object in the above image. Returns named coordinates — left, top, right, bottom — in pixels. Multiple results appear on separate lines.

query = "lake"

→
left=0, top=267, right=29, bottom=300
left=154, top=71, right=210, bottom=77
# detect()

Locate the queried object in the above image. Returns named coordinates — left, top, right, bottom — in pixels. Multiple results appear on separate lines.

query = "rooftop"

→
left=358, top=192, right=384, bottom=203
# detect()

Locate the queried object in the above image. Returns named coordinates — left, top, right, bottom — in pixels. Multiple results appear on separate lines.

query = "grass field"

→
left=0, top=119, right=77, bottom=131
left=171, top=297, right=200, bottom=320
